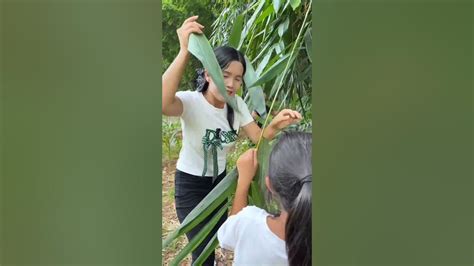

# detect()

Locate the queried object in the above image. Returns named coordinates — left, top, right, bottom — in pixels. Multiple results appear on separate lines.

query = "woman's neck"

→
left=203, top=90, right=225, bottom=109
left=267, top=210, right=288, bottom=241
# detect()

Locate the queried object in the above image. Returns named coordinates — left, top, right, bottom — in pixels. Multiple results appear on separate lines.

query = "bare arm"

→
left=162, top=16, right=204, bottom=117
left=241, top=121, right=277, bottom=144
left=230, top=149, right=258, bottom=215
left=230, top=179, right=252, bottom=215
left=162, top=51, right=188, bottom=116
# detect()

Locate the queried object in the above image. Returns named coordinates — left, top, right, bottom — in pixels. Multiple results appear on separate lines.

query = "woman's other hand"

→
left=269, top=109, right=302, bottom=130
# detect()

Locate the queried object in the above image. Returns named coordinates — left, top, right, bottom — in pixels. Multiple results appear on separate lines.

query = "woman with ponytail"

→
left=162, top=16, right=302, bottom=265
left=218, top=132, right=312, bottom=266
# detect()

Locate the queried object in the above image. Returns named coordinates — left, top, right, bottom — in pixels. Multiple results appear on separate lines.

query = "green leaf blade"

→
left=228, top=14, right=244, bottom=48
left=248, top=54, right=290, bottom=88
left=162, top=169, right=237, bottom=248
left=243, top=56, right=267, bottom=118
left=188, top=34, right=239, bottom=112
left=273, top=0, right=281, bottom=14
left=277, top=17, right=290, bottom=37
left=192, top=233, right=219, bottom=266
left=170, top=203, right=229, bottom=266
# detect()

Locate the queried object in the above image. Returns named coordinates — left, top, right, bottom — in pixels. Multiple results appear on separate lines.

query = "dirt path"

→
left=162, top=160, right=233, bottom=265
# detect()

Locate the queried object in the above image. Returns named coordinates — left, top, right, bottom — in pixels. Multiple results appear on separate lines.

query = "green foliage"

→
left=226, top=137, right=253, bottom=171
left=162, top=118, right=182, bottom=160
left=211, top=0, right=313, bottom=130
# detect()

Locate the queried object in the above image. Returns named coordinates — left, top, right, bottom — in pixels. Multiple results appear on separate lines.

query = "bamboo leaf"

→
left=192, top=233, right=219, bottom=266
left=188, top=33, right=239, bottom=112
left=256, top=47, right=273, bottom=76
left=290, top=0, right=301, bottom=10
left=259, top=0, right=312, bottom=140
left=253, top=138, right=273, bottom=211
left=305, top=27, right=312, bottom=63
left=255, top=4, right=274, bottom=25
left=277, top=17, right=290, bottom=37
left=240, top=0, right=266, bottom=48
left=268, top=72, right=285, bottom=100
left=249, top=180, right=265, bottom=209
left=162, top=169, right=237, bottom=248
left=228, top=14, right=244, bottom=48
left=273, top=0, right=281, bottom=14
left=243, top=56, right=266, bottom=118
left=170, top=204, right=229, bottom=266
left=247, top=54, right=290, bottom=88
left=251, top=35, right=276, bottom=63
left=279, top=40, right=285, bottom=54
left=256, top=138, right=272, bottom=182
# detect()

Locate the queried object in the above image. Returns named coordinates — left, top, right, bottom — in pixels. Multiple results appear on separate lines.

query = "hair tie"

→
left=196, top=68, right=205, bottom=76
left=300, top=174, right=312, bottom=185
left=195, top=68, right=206, bottom=91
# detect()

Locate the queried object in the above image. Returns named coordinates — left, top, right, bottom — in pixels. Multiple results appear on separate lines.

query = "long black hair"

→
left=268, top=132, right=312, bottom=266
left=195, top=46, right=246, bottom=132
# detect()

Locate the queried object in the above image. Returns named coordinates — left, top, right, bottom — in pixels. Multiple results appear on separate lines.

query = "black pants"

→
left=174, top=169, right=228, bottom=266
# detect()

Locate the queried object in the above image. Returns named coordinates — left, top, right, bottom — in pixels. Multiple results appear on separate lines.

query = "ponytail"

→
left=226, top=105, right=235, bottom=132
left=267, top=132, right=312, bottom=266
left=285, top=180, right=312, bottom=266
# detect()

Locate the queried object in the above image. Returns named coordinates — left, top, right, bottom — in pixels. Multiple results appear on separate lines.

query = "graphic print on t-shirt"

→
left=201, top=128, right=237, bottom=178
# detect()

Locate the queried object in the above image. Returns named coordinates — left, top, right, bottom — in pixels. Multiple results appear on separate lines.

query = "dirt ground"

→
left=162, top=160, right=233, bottom=266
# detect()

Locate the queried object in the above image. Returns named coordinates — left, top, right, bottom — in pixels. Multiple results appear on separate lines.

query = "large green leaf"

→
left=247, top=54, right=290, bottom=88
left=162, top=169, right=237, bottom=248
left=188, top=34, right=239, bottom=112
left=170, top=203, right=229, bottom=266
left=228, top=14, right=244, bottom=48
left=249, top=180, right=265, bottom=209
left=192, top=233, right=219, bottom=266
left=243, top=56, right=266, bottom=118
left=253, top=138, right=273, bottom=211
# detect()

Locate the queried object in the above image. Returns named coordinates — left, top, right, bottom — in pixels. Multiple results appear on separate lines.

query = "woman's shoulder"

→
left=176, top=90, right=201, bottom=106
left=176, top=90, right=198, bottom=98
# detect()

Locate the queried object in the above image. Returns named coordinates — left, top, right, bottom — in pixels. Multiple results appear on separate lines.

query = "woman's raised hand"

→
left=177, top=16, right=205, bottom=53
left=269, top=109, right=302, bottom=130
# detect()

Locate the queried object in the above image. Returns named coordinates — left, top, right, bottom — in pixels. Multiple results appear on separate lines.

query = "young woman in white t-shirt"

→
left=162, top=16, right=302, bottom=265
left=218, top=132, right=312, bottom=266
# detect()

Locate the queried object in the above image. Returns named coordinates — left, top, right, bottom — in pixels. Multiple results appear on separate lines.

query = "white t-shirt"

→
left=175, top=91, right=254, bottom=176
left=217, top=206, right=288, bottom=266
